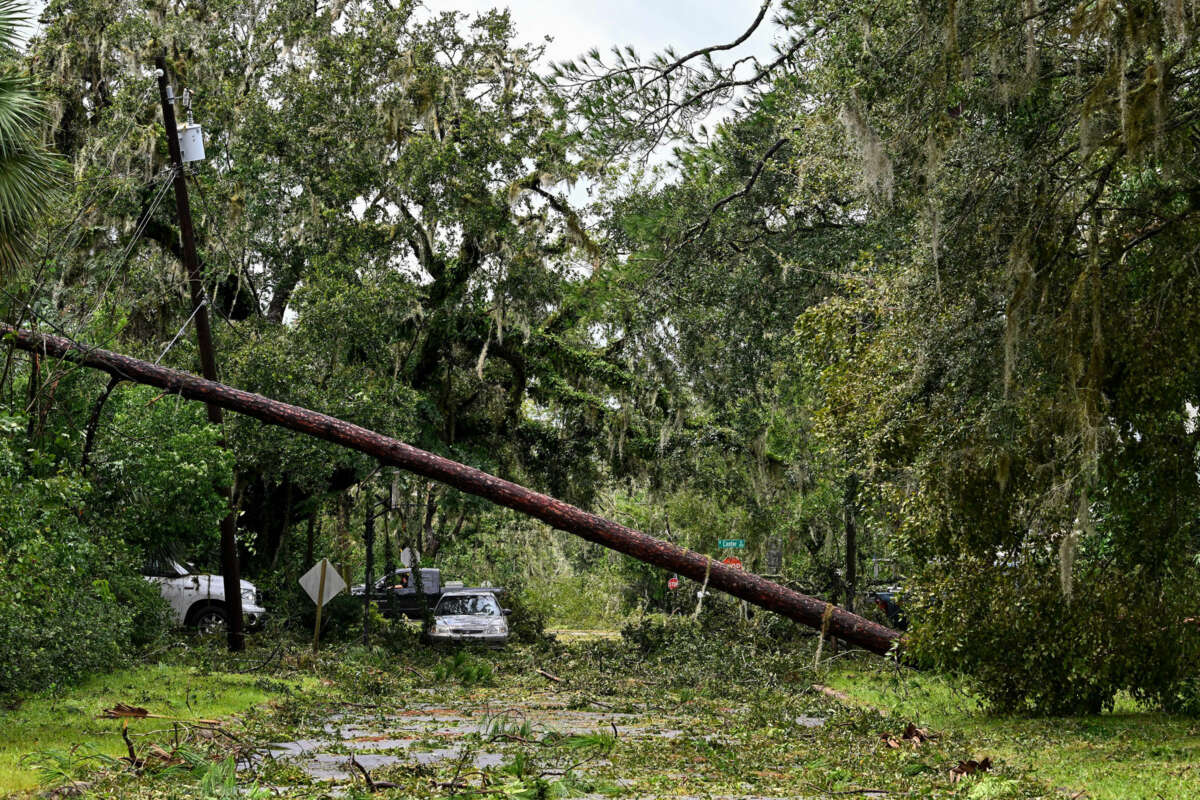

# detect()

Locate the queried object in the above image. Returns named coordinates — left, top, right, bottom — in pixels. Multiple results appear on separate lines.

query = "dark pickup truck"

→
left=350, top=568, right=502, bottom=619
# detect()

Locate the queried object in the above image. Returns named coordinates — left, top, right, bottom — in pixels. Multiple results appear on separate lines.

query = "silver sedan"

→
left=428, top=590, right=509, bottom=646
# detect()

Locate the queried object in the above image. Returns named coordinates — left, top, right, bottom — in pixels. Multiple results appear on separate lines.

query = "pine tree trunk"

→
left=0, top=324, right=904, bottom=657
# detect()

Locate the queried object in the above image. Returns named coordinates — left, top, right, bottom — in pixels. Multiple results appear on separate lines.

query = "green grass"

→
left=0, top=659, right=312, bottom=796
left=824, top=660, right=1200, bottom=800
left=4, top=631, right=1196, bottom=799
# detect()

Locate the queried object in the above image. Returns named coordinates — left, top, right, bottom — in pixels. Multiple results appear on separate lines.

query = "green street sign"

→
left=718, top=538, right=746, bottom=549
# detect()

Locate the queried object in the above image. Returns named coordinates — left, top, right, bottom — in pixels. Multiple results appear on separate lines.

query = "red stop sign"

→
left=667, top=577, right=680, bottom=590
left=722, top=556, right=743, bottom=569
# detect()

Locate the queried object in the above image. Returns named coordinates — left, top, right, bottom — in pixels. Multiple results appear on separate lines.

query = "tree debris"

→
left=949, top=757, right=992, bottom=782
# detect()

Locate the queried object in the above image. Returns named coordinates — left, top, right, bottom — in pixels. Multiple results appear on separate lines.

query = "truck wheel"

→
left=190, top=604, right=229, bottom=634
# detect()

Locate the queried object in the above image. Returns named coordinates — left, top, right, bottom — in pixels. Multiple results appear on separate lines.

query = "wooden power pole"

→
left=156, top=55, right=245, bottom=651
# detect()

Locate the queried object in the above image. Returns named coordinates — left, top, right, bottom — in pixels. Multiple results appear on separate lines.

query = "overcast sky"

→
left=440, top=0, right=778, bottom=66
left=22, top=1, right=779, bottom=64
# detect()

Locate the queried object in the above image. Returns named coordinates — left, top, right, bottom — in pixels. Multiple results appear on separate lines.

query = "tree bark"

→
left=382, top=491, right=395, bottom=619
left=269, top=479, right=294, bottom=570
left=304, top=514, right=317, bottom=567
left=422, top=484, right=437, bottom=555
left=363, top=508, right=375, bottom=648
left=0, top=323, right=904, bottom=657
left=336, top=492, right=352, bottom=566
left=25, top=351, right=40, bottom=442
left=80, top=375, right=120, bottom=473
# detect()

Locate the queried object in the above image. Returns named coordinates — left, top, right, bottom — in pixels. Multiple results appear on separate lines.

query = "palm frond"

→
left=0, top=74, right=44, bottom=158
left=0, top=142, right=63, bottom=268
left=0, top=7, right=67, bottom=272
left=0, top=0, right=30, bottom=54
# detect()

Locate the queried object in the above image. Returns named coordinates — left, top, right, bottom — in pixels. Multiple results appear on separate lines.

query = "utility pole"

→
left=156, top=54, right=245, bottom=652
left=363, top=504, right=376, bottom=648
left=843, top=471, right=859, bottom=615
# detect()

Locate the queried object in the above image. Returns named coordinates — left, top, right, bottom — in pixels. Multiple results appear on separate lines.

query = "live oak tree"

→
left=27, top=0, right=659, bottom=568
left=789, top=0, right=1200, bottom=712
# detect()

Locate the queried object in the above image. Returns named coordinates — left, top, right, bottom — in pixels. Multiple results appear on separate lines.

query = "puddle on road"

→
left=259, top=691, right=825, bottom=786
left=265, top=737, right=505, bottom=782
left=292, top=752, right=405, bottom=782
left=262, top=695, right=637, bottom=783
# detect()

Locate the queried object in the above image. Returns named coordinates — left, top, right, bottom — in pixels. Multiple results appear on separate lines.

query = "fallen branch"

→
left=120, top=722, right=138, bottom=766
left=949, top=757, right=993, bottom=782
left=536, top=668, right=564, bottom=683
left=234, top=641, right=284, bottom=674
left=350, top=755, right=399, bottom=791
left=100, top=704, right=220, bottom=725
left=577, top=696, right=616, bottom=710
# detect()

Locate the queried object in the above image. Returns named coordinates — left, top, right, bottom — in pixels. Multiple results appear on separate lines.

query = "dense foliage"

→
left=555, top=0, right=1200, bottom=711
left=0, top=0, right=1197, bottom=714
left=0, top=420, right=169, bottom=697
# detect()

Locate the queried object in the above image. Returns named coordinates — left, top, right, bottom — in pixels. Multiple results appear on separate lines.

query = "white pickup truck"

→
left=142, top=558, right=267, bottom=632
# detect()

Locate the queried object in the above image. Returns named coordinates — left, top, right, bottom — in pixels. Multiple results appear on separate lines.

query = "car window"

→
left=142, top=557, right=187, bottom=578
left=376, top=571, right=410, bottom=589
left=435, top=594, right=500, bottom=616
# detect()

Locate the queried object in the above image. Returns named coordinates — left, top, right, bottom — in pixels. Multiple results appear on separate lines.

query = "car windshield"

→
left=435, top=594, right=500, bottom=616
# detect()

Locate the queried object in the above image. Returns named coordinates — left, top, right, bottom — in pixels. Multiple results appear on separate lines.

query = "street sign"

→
left=722, top=556, right=743, bottom=569
left=300, top=558, right=347, bottom=654
left=667, top=576, right=680, bottom=590
left=300, top=558, right=347, bottom=607
left=718, top=538, right=745, bottom=549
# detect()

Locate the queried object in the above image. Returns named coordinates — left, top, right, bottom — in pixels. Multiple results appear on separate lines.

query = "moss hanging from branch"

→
left=839, top=102, right=893, bottom=204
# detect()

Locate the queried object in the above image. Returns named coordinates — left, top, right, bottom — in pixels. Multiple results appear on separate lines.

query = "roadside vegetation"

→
left=823, top=663, right=1200, bottom=800
left=0, top=658, right=315, bottom=795
left=3, top=611, right=1196, bottom=799
left=0, top=0, right=1198, bottom=797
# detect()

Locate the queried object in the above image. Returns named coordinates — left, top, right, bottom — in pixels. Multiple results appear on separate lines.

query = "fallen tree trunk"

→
left=1, top=324, right=904, bottom=657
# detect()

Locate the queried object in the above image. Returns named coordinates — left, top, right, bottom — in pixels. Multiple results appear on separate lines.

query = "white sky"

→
left=438, top=0, right=778, bottom=66
left=22, top=1, right=779, bottom=65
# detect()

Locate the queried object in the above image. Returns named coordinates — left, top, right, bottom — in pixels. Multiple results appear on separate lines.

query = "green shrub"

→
left=620, top=615, right=702, bottom=655
left=0, top=434, right=170, bottom=699
left=310, top=591, right=365, bottom=641
left=614, top=606, right=818, bottom=693
left=1159, top=676, right=1200, bottom=716
left=109, top=566, right=174, bottom=647
left=433, top=649, right=493, bottom=684
left=502, top=585, right=551, bottom=644
left=0, top=524, right=169, bottom=698
left=906, top=561, right=1200, bottom=714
